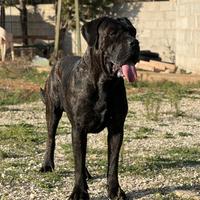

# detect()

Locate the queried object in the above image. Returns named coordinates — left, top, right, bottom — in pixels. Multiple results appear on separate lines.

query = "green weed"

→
left=22, top=68, right=48, bottom=85
left=0, top=149, right=20, bottom=160
left=60, top=143, right=74, bottom=168
left=145, top=147, right=200, bottom=173
left=35, top=171, right=63, bottom=190
left=0, top=123, right=45, bottom=156
left=153, top=192, right=183, bottom=200
left=178, top=132, right=193, bottom=137
left=0, top=123, right=43, bottom=143
left=128, top=81, right=192, bottom=119
left=134, top=127, right=154, bottom=139
left=0, top=89, right=39, bottom=106
left=165, top=132, right=175, bottom=139
left=120, top=147, right=200, bottom=176
left=141, top=91, right=163, bottom=121
left=0, top=66, right=48, bottom=85
left=87, top=148, right=107, bottom=174
left=166, top=87, right=183, bottom=117
left=0, top=66, right=48, bottom=105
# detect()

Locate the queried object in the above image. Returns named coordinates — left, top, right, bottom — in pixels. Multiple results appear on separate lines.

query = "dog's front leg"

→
left=10, top=42, right=14, bottom=61
left=1, top=40, right=6, bottom=62
left=107, top=124, right=126, bottom=200
left=69, top=128, right=89, bottom=200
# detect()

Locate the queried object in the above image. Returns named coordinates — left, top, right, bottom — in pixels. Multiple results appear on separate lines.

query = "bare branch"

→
left=13, top=5, right=22, bottom=12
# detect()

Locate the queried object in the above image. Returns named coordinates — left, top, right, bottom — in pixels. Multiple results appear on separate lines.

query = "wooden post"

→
left=19, top=0, right=28, bottom=45
left=54, top=0, right=62, bottom=57
left=75, top=0, right=81, bottom=55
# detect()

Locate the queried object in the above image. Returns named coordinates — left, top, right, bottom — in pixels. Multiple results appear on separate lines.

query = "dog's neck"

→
left=82, top=47, right=113, bottom=83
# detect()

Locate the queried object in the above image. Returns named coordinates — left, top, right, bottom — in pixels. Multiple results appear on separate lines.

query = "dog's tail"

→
left=40, top=88, right=46, bottom=104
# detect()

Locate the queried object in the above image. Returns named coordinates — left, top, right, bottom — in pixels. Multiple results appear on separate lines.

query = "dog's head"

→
left=82, top=17, right=140, bottom=82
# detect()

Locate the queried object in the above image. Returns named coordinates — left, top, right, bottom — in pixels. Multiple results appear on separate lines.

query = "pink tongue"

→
left=121, top=65, right=137, bottom=82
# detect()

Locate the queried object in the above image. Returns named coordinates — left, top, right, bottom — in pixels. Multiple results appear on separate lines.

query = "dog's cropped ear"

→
left=81, top=18, right=104, bottom=48
left=117, top=17, right=136, bottom=37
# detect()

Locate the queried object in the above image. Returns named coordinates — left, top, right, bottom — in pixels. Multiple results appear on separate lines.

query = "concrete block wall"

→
left=176, top=0, right=200, bottom=73
left=3, top=1, right=200, bottom=73
left=70, top=1, right=177, bottom=63
left=75, top=2, right=176, bottom=63
left=112, top=1, right=176, bottom=63
left=5, top=4, right=55, bottom=43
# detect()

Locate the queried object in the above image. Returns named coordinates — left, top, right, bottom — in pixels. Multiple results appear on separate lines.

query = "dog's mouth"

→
left=112, top=63, right=137, bottom=82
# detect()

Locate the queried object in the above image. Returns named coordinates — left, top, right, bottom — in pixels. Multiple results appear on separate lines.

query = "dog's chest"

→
left=64, top=73, right=126, bottom=133
left=72, top=83, right=109, bottom=133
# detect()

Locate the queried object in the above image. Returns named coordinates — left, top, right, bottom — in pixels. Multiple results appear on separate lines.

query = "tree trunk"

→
left=75, top=0, right=81, bottom=55
left=54, top=0, right=62, bottom=57
left=0, top=0, right=5, bottom=28
left=19, top=0, right=28, bottom=45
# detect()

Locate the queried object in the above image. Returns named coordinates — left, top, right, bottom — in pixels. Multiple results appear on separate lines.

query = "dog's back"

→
left=0, top=26, right=14, bottom=61
left=0, top=27, right=13, bottom=43
left=41, top=55, right=81, bottom=104
left=59, top=56, right=81, bottom=75
left=0, top=27, right=6, bottom=40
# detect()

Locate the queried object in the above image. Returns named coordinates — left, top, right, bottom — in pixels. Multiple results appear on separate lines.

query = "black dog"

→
left=40, top=17, right=140, bottom=200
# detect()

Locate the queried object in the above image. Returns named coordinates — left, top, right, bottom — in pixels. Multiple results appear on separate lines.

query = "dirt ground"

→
left=0, top=79, right=39, bottom=91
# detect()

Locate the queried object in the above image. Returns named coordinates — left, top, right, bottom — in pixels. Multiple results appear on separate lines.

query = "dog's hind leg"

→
left=40, top=100, right=63, bottom=172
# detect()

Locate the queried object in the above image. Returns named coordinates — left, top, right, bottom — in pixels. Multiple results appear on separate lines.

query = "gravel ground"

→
left=1, top=91, right=200, bottom=199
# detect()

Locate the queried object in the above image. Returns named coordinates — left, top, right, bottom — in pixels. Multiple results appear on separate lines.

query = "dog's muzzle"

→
left=116, top=39, right=139, bottom=82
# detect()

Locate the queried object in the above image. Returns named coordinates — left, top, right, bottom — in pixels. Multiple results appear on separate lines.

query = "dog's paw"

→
left=108, top=187, right=126, bottom=200
left=39, top=163, right=54, bottom=172
left=68, top=187, right=89, bottom=200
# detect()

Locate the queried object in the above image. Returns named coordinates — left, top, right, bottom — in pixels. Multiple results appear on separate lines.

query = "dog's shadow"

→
left=91, top=184, right=200, bottom=200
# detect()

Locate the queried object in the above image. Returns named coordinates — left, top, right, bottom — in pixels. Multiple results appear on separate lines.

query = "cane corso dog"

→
left=40, top=17, right=140, bottom=200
